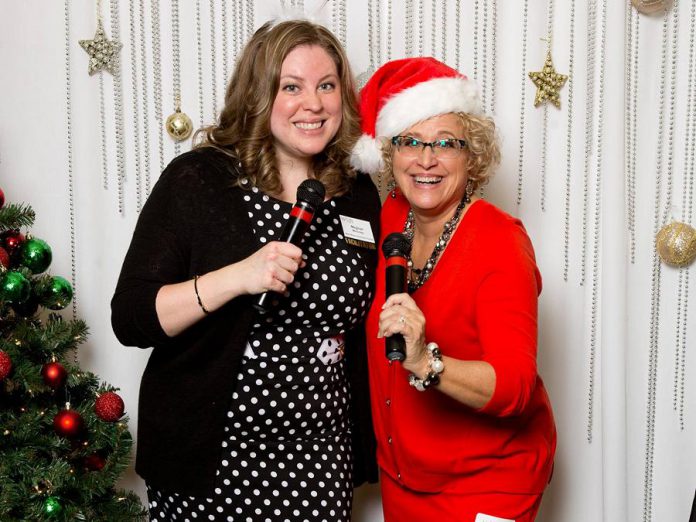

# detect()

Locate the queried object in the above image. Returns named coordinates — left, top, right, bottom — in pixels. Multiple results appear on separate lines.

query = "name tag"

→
left=475, top=514, right=515, bottom=522
left=339, top=215, right=376, bottom=249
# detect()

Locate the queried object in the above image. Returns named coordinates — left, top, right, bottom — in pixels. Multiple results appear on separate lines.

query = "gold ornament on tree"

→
left=166, top=96, right=193, bottom=142
left=529, top=38, right=568, bottom=109
left=656, top=221, right=696, bottom=267
left=631, top=0, right=672, bottom=15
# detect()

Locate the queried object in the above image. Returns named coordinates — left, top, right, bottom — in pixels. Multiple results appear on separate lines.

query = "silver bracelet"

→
left=408, top=342, right=444, bottom=392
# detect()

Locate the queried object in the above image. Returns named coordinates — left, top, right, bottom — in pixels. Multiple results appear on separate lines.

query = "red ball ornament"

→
left=53, top=408, right=84, bottom=438
left=84, top=452, right=106, bottom=471
left=0, top=350, right=12, bottom=381
left=95, top=392, right=125, bottom=422
left=0, top=246, right=9, bottom=269
left=2, top=230, right=25, bottom=255
left=0, top=188, right=4, bottom=209
left=42, top=361, right=67, bottom=389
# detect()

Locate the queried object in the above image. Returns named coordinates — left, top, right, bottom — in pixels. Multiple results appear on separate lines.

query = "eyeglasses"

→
left=391, top=136, right=468, bottom=159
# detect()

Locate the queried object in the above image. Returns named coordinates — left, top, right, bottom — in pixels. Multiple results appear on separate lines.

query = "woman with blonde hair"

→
left=352, top=57, right=556, bottom=521
left=112, top=19, right=379, bottom=521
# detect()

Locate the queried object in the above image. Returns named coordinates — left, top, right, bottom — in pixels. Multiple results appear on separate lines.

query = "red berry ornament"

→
left=0, top=246, right=9, bottom=269
left=84, top=452, right=106, bottom=471
left=95, top=392, right=125, bottom=422
left=0, top=350, right=12, bottom=381
left=2, top=230, right=25, bottom=255
left=42, top=361, right=67, bottom=389
left=54, top=407, right=84, bottom=438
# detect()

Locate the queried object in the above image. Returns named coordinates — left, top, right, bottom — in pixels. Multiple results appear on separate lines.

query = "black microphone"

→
left=382, top=232, right=411, bottom=361
left=254, top=179, right=326, bottom=312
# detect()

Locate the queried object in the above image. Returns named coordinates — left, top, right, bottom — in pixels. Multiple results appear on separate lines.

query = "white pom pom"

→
left=349, top=135, right=384, bottom=175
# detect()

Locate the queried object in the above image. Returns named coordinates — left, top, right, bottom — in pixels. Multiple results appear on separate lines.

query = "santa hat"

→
left=350, top=57, right=483, bottom=174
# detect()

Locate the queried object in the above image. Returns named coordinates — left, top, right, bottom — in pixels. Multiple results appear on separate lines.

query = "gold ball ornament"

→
left=165, top=109, right=193, bottom=142
left=656, top=221, right=696, bottom=267
left=631, top=0, right=672, bottom=15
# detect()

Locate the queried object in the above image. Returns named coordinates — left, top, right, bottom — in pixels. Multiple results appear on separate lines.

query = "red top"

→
left=366, top=194, right=556, bottom=495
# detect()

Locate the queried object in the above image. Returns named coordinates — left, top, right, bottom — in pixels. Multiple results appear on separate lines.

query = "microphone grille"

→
left=382, top=232, right=411, bottom=257
left=296, top=179, right=326, bottom=208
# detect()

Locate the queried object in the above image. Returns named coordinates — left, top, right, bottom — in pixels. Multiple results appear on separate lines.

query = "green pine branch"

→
left=0, top=203, right=35, bottom=231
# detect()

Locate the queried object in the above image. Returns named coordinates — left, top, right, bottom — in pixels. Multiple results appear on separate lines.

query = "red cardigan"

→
left=366, top=194, right=556, bottom=495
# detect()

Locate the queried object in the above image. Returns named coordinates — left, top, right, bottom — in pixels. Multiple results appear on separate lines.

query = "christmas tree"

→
left=0, top=188, right=146, bottom=521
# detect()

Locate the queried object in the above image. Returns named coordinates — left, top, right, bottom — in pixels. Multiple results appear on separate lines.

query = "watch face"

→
left=630, top=0, right=672, bottom=15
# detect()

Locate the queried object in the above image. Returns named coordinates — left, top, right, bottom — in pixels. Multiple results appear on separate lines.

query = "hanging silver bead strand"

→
left=661, top=0, right=679, bottom=227
left=454, top=0, right=461, bottom=70
left=626, top=5, right=639, bottom=264
left=405, top=0, right=414, bottom=57
left=209, top=0, right=217, bottom=120
left=515, top=0, right=529, bottom=206
left=490, top=0, right=497, bottom=113
left=109, top=0, right=127, bottom=213
left=221, top=0, right=229, bottom=83
left=630, top=10, right=640, bottom=264
left=431, top=0, right=437, bottom=58
left=97, top=0, right=108, bottom=191
left=375, top=0, right=382, bottom=66
left=562, top=0, right=576, bottom=281
left=580, top=0, right=597, bottom=286
left=151, top=0, right=164, bottom=173
left=99, top=68, right=108, bottom=190
left=64, top=0, right=77, bottom=319
left=196, top=0, right=204, bottom=126
left=128, top=0, right=143, bottom=211
left=473, top=0, right=479, bottom=81
left=643, top=10, right=670, bottom=522
left=172, top=0, right=181, bottom=156
left=386, top=0, right=392, bottom=61
left=481, top=0, right=488, bottom=110
left=139, top=0, right=151, bottom=197
left=540, top=0, right=554, bottom=213
left=441, top=0, right=447, bottom=64
left=418, top=1, right=424, bottom=56
left=675, top=0, right=695, bottom=430
left=587, top=0, right=607, bottom=445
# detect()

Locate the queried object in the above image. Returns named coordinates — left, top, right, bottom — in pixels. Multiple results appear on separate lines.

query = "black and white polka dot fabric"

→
left=147, top=187, right=373, bottom=521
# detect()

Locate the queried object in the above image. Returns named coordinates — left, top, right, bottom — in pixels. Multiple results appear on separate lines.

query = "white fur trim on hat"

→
left=375, top=77, right=483, bottom=138
left=349, top=134, right=384, bottom=174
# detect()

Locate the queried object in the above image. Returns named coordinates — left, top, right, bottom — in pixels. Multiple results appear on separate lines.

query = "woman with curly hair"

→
left=351, top=57, right=556, bottom=521
left=112, top=19, right=379, bottom=521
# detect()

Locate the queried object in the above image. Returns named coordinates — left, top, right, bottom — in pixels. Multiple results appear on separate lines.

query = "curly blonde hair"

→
left=378, top=112, right=501, bottom=193
left=195, top=20, right=361, bottom=197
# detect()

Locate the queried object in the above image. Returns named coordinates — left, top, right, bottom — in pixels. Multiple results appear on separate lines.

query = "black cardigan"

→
left=111, top=148, right=379, bottom=495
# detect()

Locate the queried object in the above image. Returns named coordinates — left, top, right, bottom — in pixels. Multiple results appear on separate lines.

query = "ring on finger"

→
left=398, top=315, right=406, bottom=324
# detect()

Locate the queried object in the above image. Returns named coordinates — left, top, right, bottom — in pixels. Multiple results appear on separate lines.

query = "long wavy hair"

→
left=195, top=20, right=361, bottom=197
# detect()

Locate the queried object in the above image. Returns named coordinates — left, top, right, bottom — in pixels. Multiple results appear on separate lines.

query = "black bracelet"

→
left=193, top=275, right=210, bottom=314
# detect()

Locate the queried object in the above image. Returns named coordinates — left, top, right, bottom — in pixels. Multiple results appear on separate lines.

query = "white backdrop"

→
left=1, top=1, right=695, bottom=521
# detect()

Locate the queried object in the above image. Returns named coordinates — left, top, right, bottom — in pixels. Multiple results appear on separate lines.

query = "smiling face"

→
left=270, top=45, right=343, bottom=169
left=392, top=113, right=470, bottom=219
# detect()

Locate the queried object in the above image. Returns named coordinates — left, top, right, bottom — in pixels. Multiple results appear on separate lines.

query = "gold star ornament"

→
left=79, top=20, right=122, bottom=75
left=529, top=51, right=568, bottom=108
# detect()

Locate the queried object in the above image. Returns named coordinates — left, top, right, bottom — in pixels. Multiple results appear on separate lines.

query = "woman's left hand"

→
left=378, top=293, right=429, bottom=376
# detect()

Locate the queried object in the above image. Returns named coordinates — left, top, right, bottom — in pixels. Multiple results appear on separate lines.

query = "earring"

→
left=465, top=179, right=474, bottom=198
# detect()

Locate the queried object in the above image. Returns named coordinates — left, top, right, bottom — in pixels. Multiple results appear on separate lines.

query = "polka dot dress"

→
left=147, top=187, right=373, bottom=521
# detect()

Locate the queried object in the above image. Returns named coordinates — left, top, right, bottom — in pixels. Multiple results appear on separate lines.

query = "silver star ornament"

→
left=79, top=20, right=122, bottom=75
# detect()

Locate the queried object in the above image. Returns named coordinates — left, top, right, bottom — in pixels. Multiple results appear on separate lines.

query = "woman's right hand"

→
left=235, top=241, right=304, bottom=296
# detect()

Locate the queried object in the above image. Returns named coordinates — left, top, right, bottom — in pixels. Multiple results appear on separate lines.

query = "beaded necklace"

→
left=403, top=194, right=471, bottom=293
